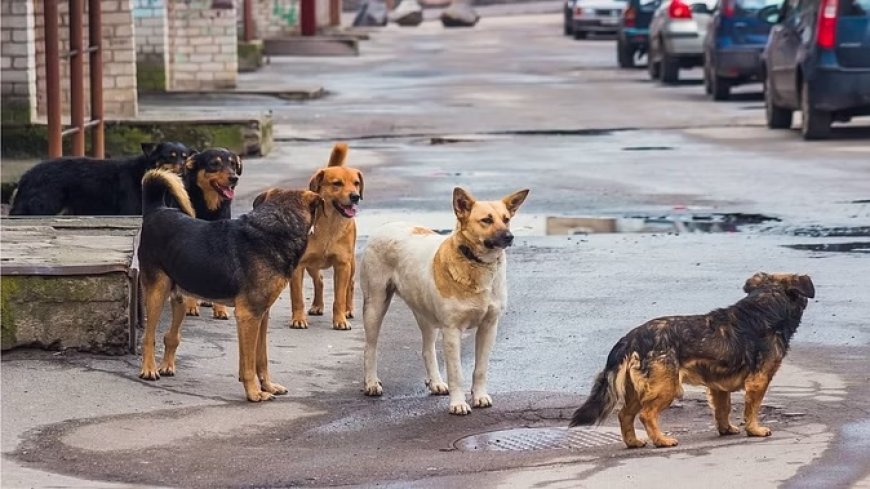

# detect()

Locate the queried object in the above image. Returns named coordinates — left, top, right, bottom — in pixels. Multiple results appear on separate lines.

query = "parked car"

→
left=617, top=0, right=660, bottom=67
left=569, top=0, right=628, bottom=39
left=762, top=0, right=870, bottom=139
left=564, top=0, right=578, bottom=35
left=648, top=0, right=716, bottom=83
left=702, top=0, right=784, bottom=100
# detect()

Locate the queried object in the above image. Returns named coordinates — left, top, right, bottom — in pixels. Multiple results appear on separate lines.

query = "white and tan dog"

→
left=360, top=187, right=529, bottom=415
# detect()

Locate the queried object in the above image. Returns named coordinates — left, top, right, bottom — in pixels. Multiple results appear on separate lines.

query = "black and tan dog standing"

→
left=570, top=272, right=815, bottom=448
left=180, top=148, right=243, bottom=320
left=137, top=169, right=320, bottom=401
left=10, top=142, right=191, bottom=216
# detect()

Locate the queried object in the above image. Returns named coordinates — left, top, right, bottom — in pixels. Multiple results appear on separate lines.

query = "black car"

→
left=762, top=0, right=870, bottom=139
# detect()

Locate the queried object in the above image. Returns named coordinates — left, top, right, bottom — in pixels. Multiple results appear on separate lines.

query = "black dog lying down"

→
left=571, top=272, right=814, bottom=449
left=9, top=142, right=190, bottom=216
left=137, top=169, right=321, bottom=402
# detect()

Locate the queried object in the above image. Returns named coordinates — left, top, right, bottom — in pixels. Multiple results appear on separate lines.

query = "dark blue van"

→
left=702, top=0, right=783, bottom=100
left=617, top=0, right=659, bottom=68
left=763, top=0, right=870, bottom=139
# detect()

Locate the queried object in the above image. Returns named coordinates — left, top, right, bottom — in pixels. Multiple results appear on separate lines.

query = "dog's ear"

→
left=743, top=272, right=770, bottom=293
left=184, top=153, right=197, bottom=172
left=141, top=142, right=156, bottom=156
left=328, top=142, right=348, bottom=167
left=309, top=169, right=325, bottom=193
left=253, top=188, right=278, bottom=209
left=301, top=190, right=323, bottom=211
left=233, top=155, right=243, bottom=176
left=453, top=187, right=476, bottom=220
left=502, top=189, right=529, bottom=217
left=357, top=170, right=364, bottom=200
left=789, top=275, right=815, bottom=299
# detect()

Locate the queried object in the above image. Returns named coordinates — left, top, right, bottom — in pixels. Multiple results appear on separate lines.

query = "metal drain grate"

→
left=454, top=427, right=623, bottom=452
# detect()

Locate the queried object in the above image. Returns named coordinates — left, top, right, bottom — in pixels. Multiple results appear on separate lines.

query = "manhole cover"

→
left=454, top=427, right=623, bottom=452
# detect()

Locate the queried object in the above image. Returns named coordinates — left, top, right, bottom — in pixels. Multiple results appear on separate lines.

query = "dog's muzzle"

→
left=484, top=231, right=514, bottom=249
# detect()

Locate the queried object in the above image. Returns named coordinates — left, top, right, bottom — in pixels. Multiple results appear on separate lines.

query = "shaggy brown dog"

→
left=570, top=272, right=814, bottom=448
left=137, top=169, right=319, bottom=402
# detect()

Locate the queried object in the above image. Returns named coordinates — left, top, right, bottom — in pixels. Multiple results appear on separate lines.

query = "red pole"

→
left=301, top=0, right=316, bottom=36
left=44, top=0, right=62, bottom=158
left=69, top=0, right=86, bottom=156
left=89, top=0, right=104, bottom=158
left=243, top=0, right=255, bottom=41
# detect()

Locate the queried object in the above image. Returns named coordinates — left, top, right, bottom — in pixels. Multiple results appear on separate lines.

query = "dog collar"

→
left=458, top=244, right=486, bottom=264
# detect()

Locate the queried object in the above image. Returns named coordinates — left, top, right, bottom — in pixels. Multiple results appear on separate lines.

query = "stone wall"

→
left=167, top=0, right=237, bottom=90
left=1, top=0, right=38, bottom=124
left=31, top=0, right=139, bottom=119
left=133, top=0, right=167, bottom=92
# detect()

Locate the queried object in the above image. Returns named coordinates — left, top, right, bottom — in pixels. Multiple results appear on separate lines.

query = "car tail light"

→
left=624, top=5, right=637, bottom=26
left=668, top=0, right=692, bottom=19
left=721, top=0, right=735, bottom=17
left=817, top=0, right=838, bottom=49
left=574, top=5, right=584, bottom=15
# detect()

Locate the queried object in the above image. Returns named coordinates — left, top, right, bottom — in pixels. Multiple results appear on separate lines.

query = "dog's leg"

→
left=290, top=267, right=309, bottom=329
left=139, top=272, right=172, bottom=381
left=638, top=361, right=680, bottom=447
left=421, top=323, right=448, bottom=395
left=708, top=388, right=739, bottom=435
left=471, top=320, right=498, bottom=408
left=619, top=379, right=646, bottom=448
left=362, top=283, right=394, bottom=397
left=743, top=364, right=780, bottom=437
left=332, top=262, right=352, bottom=330
left=345, top=257, right=356, bottom=319
left=308, top=268, right=325, bottom=316
left=236, top=305, right=274, bottom=402
left=442, top=328, right=471, bottom=415
left=184, top=295, right=200, bottom=316
left=157, top=293, right=187, bottom=377
left=212, top=304, right=230, bottom=320
left=256, top=312, right=287, bottom=396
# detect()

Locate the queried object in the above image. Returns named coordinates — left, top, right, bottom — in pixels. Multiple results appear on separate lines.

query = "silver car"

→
left=647, top=0, right=715, bottom=83
left=571, top=0, right=628, bottom=39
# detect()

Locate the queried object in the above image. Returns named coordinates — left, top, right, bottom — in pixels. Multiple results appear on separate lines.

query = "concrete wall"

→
left=167, top=0, right=237, bottom=90
left=133, top=0, right=167, bottom=92
left=1, top=0, right=38, bottom=124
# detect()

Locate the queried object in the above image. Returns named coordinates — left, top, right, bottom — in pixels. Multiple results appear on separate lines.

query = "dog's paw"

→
left=290, top=318, right=309, bottom=329
left=212, top=306, right=230, bottom=320
left=472, top=393, right=493, bottom=408
left=262, top=381, right=288, bottom=395
left=308, top=306, right=324, bottom=316
left=624, top=438, right=647, bottom=449
left=345, top=310, right=354, bottom=319
left=247, top=391, right=276, bottom=402
left=199, top=301, right=213, bottom=307
left=157, top=362, right=176, bottom=377
left=138, top=366, right=160, bottom=381
left=652, top=436, right=679, bottom=448
left=718, top=424, right=740, bottom=436
left=449, top=401, right=472, bottom=415
left=426, top=380, right=449, bottom=395
left=185, top=305, right=200, bottom=317
left=333, top=318, right=352, bottom=330
left=364, top=380, right=383, bottom=396
left=746, top=425, right=772, bottom=437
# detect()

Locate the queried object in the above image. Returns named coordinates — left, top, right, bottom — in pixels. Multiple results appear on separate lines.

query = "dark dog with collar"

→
left=570, top=272, right=815, bottom=448
left=137, top=169, right=320, bottom=402
left=10, top=142, right=191, bottom=216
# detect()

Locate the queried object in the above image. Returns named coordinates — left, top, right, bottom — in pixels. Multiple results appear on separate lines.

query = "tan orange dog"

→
left=289, top=143, right=363, bottom=330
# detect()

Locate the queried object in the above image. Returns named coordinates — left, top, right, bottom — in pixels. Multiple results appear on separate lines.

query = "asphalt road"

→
left=3, top=10, right=870, bottom=489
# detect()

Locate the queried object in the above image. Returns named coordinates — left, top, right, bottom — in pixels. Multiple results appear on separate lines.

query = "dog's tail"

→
left=142, top=169, right=195, bottom=217
left=327, top=142, right=348, bottom=167
left=569, top=338, right=633, bottom=427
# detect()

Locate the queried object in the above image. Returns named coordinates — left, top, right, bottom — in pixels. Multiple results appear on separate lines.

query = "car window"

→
left=734, top=0, right=783, bottom=13
left=840, top=0, right=869, bottom=16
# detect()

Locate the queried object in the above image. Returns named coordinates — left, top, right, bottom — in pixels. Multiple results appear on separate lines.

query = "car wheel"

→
left=617, top=38, right=635, bottom=68
left=564, top=14, right=573, bottom=35
left=573, top=29, right=588, bottom=40
left=703, top=63, right=713, bottom=95
left=800, top=80, right=831, bottom=140
left=660, top=49, right=679, bottom=84
left=647, top=44, right=661, bottom=80
left=764, top=75, right=792, bottom=129
left=711, top=75, right=731, bottom=101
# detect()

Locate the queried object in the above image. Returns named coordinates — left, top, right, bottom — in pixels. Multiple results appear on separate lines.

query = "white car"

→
left=647, top=0, right=715, bottom=83
left=571, top=0, right=628, bottom=39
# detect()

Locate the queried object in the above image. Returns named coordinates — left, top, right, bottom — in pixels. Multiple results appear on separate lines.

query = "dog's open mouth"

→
left=333, top=200, right=358, bottom=218
left=212, top=182, right=236, bottom=200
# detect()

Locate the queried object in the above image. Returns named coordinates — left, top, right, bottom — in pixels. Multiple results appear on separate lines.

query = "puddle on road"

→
left=783, top=242, right=870, bottom=254
left=454, top=427, right=622, bottom=452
